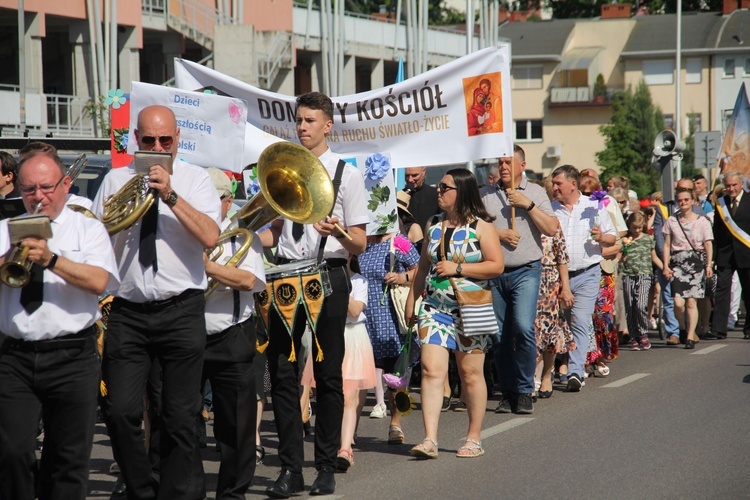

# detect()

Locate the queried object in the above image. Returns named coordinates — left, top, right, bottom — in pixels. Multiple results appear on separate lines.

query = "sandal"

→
left=256, top=445, right=265, bottom=465
left=410, top=437, right=438, bottom=459
left=336, top=449, right=353, bottom=471
left=456, top=438, right=484, bottom=458
left=388, top=425, right=405, bottom=444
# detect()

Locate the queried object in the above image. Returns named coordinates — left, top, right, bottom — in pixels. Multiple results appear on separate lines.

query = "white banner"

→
left=128, top=82, right=248, bottom=172
left=174, top=44, right=513, bottom=169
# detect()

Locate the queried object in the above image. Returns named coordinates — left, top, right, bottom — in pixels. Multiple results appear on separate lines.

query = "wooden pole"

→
left=510, top=155, right=516, bottom=231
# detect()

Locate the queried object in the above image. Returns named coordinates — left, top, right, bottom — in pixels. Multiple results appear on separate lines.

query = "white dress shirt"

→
left=276, top=148, right=369, bottom=262
left=204, top=219, right=266, bottom=335
left=552, top=193, right=616, bottom=271
left=92, top=159, right=221, bottom=302
left=66, top=194, right=94, bottom=210
left=0, top=207, right=120, bottom=340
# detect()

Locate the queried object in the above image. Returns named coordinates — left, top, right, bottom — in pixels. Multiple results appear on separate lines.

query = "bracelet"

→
left=45, top=253, right=59, bottom=270
left=527, top=201, right=536, bottom=211
left=405, top=272, right=409, bottom=283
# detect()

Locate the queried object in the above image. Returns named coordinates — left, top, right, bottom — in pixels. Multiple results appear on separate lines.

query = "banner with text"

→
left=128, top=82, right=248, bottom=172
left=173, top=44, right=513, bottom=169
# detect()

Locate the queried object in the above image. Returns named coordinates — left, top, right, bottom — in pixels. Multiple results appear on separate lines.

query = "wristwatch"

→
left=164, top=190, right=178, bottom=207
left=456, top=264, right=463, bottom=276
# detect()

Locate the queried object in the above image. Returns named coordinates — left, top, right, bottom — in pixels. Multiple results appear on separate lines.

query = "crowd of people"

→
left=0, top=90, right=746, bottom=500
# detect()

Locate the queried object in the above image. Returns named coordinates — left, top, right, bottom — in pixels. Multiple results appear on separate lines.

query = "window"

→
left=664, top=114, right=674, bottom=130
left=724, top=58, right=736, bottom=78
left=686, top=58, right=702, bottom=84
left=643, top=59, right=674, bottom=85
left=512, top=65, right=543, bottom=89
left=744, top=58, right=750, bottom=76
left=687, top=113, right=702, bottom=133
left=514, top=119, right=543, bottom=141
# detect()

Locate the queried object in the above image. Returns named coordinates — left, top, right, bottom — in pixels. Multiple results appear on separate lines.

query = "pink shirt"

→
left=662, top=213, right=713, bottom=252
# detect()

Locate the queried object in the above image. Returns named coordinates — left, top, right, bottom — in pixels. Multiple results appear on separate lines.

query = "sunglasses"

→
left=140, top=135, right=174, bottom=147
left=437, top=182, right=457, bottom=193
left=19, top=175, right=65, bottom=196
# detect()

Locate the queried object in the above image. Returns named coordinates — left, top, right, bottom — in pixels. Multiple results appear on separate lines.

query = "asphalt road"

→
left=84, top=329, right=750, bottom=499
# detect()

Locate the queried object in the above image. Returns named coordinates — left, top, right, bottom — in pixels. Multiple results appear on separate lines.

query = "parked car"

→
left=59, top=154, right=111, bottom=202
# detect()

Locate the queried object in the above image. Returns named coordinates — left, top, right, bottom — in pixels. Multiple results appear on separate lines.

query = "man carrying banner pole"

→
left=259, top=92, right=368, bottom=498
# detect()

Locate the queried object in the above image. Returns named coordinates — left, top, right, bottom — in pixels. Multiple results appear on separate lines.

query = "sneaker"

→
left=515, top=393, right=534, bottom=414
left=639, top=334, right=651, bottom=350
left=566, top=373, right=583, bottom=392
left=649, top=318, right=658, bottom=330
left=494, top=394, right=514, bottom=414
left=369, top=403, right=387, bottom=419
left=630, top=338, right=641, bottom=351
left=453, top=401, right=467, bottom=412
left=441, top=396, right=452, bottom=412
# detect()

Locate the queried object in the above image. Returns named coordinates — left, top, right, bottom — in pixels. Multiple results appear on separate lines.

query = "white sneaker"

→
left=369, top=402, right=387, bottom=419
left=649, top=318, right=658, bottom=330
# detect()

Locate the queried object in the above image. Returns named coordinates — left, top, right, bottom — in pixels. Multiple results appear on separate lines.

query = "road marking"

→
left=601, top=373, right=650, bottom=388
left=691, top=344, right=727, bottom=355
left=481, top=418, right=534, bottom=440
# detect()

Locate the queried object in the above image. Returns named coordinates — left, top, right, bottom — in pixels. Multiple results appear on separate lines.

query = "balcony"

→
left=0, top=85, right=94, bottom=137
left=549, top=86, right=614, bottom=108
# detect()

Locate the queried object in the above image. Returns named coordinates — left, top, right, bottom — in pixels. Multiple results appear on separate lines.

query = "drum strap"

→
left=315, top=159, right=347, bottom=265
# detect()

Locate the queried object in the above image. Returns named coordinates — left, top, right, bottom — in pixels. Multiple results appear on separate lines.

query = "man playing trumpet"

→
left=0, top=151, right=120, bottom=499
left=93, top=105, right=221, bottom=499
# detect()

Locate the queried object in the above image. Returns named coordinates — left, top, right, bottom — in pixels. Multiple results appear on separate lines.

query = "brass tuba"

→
left=101, top=173, right=156, bottom=235
left=204, top=142, right=335, bottom=296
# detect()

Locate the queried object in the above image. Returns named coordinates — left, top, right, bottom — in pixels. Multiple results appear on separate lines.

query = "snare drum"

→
left=265, top=259, right=319, bottom=281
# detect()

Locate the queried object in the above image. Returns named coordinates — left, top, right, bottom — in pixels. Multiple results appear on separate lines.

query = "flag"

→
left=719, top=82, right=750, bottom=177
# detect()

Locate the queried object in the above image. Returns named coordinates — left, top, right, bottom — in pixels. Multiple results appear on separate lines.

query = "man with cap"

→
left=202, top=167, right=267, bottom=497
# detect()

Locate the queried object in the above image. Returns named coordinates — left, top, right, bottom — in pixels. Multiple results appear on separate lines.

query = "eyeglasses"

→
left=140, top=135, right=174, bottom=148
left=19, top=175, right=65, bottom=196
left=437, top=182, right=457, bottom=194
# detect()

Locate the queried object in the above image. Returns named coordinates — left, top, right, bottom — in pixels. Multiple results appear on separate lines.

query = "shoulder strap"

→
left=674, top=214, right=698, bottom=253
left=317, top=159, right=347, bottom=264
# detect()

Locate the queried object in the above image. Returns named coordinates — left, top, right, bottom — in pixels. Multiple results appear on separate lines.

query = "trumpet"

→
left=0, top=202, right=43, bottom=288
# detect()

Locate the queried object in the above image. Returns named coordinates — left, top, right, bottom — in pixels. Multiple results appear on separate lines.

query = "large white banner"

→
left=128, top=82, right=248, bottom=172
left=174, top=44, right=513, bottom=169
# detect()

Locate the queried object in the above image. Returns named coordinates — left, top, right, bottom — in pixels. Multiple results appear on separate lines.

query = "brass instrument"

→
left=204, top=142, right=335, bottom=297
left=0, top=202, right=44, bottom=288
left=65, top=154, right=98, bottom=219
left=101, top=174, right=156, bottom=235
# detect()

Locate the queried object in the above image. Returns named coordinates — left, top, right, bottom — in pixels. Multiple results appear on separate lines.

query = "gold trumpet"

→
left=204, top=142, right=335, bottom=297
left=0, top=202, right=44, bottom=288
left=101, top=175, right=156, bottom=235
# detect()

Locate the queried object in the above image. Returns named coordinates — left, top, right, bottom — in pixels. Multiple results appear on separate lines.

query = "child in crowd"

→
left=620, top=212, right=661, bottom=350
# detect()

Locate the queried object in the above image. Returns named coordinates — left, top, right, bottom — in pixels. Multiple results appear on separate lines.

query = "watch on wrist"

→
left=527, top=201, right=536, bottom=211
left=456, top=264, right=463, bottom=276
left=45, top=253, right=58, bottom=270
left=165, top=190, right=178, bottom=206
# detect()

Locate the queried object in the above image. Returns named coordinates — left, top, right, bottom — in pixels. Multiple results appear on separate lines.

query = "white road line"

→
left=481, top=418, right=534, bottom=440
left=691, top=344, right=727, bottom=355
left=601, top=373, right=650, bottom=388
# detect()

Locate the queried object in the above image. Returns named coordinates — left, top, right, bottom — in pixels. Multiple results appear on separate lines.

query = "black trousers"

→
left=712, top=261, right=750, bottom=335
left=267, top=266, right=349, bottom=473
left=0, top=334, right=99, bottom=500
left=202, top=319, right=257, bottom=499
left=103, top=290, right=206, bottom=500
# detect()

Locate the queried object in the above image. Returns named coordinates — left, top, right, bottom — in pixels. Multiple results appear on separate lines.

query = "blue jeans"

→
left=490, top=261, right=542, bottom=395
left=565, top=265, right=601, bottom=379
left=656, top=269, right=679, bottom=338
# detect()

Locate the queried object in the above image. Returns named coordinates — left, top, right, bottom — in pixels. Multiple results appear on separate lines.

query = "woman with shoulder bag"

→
left=405, top=168, right=504, bottom=459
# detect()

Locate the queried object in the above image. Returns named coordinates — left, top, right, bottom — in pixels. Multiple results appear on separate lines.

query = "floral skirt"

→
left=671, top=250, right=705, bottom=299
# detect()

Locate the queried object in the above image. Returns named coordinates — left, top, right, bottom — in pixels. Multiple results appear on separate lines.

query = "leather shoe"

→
left=266, top=469, right=304, bottom=499
left=110, top=477, right=126, bottom=498
left=309, top=468, right=336, bottom=496
left=685, top=340, right=696, bottom=350
left=702, top=331, right=721, bottom=340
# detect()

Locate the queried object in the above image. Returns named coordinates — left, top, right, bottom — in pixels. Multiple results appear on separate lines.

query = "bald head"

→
left=135, top=105, right=180, bottom=158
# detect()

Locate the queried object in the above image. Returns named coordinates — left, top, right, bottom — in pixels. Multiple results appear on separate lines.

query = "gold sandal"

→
left=410, top=437, right=438, bottom=459
left=456, top=438, right=484, bottom=458
left=388, top=425, right=405, bottom=444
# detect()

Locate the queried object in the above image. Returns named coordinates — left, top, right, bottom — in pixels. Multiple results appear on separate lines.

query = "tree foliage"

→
left=549, top=0, right=722, bottom=18
left=342, top=0, right=465, bottom=25
left=597, top=81, right=665, bottom=198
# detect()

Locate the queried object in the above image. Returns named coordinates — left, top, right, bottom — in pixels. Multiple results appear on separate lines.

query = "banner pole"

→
left=510, top=154, right=516, bottom=231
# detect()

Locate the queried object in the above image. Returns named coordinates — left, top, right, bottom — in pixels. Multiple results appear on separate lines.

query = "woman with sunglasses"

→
left=662, top=187, right=714, bottom=349
left=405, top=169, right=504, bottom=459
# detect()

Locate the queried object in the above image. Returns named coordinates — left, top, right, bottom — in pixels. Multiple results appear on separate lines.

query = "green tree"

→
left=597, top=80, right=665, bottom=197
left=550, top=0, right=722, bottom=18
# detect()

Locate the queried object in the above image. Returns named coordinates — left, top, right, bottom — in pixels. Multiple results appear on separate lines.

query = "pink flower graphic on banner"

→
left=228, top=101, right=243, bottom=124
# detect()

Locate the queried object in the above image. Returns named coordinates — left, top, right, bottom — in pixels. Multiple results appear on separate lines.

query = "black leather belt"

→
left=569, top=263, right=598, bottom=278
left=3, top=325, right=97, bottom=353
left=115, top=288, right=202, bottom=312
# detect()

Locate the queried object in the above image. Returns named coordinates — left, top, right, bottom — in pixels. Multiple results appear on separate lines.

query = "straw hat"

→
left=397, top=190, right=413, bottom=216
left=206, top=167, right=233, bottom=199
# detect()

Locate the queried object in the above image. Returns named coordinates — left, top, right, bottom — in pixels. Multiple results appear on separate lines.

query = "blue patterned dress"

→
left=359, top=236, right=421, bottom=361
left=418, top=216, right=493, bottom=353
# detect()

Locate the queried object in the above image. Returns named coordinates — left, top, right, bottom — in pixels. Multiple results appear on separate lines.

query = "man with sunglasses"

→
left=404, top=166, right=440, bottom=229
left=481, top=145, right=558, bottom=413
left=0, top=151, right=119, bottom=499
left=93, top=105, right=221, bottom=499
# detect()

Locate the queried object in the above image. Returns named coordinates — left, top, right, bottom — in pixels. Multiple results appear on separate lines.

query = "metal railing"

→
left=258, top=32, right=293, bottom=88
left=0, top=85, right=94, bottom=137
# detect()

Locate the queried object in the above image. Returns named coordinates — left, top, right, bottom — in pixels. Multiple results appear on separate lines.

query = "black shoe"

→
left=453, top=401, right=467, bottom=412
left=538, top=390, right=553, bottom=399
left=110, top=477, right=126, bottom=498
left=685, top=340, right=696, bottom=349
left=679, top=329, right=687, bottom=344
left=566, top=373, right=583, bottom=392
left=494, top=393, right=516, bottom=414
left=702, top=331, right=719, bottom=340
left=441, top=396, right=452, bottom=412
left=266, top=469, right=304, bottom=499
left=515, top=393, right=534, bottom=414
left=309, top=468, right=335, bottom=496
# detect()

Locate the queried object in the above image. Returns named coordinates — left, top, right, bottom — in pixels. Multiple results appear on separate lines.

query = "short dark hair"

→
left=0, top=151, right=17, bottom=180
left=551, top=164, right=580, bottom=185
left=514, top=144, right=525, bottom=162
left=296, top=92, right=334, bottom=121
left=691, top=174, right=706, bottom=182
left=445, top=168, right=495, bottom=225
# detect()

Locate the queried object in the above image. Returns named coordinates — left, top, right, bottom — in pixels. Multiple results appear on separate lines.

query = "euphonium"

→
left=204, top=142, right=336, bottom=296
left=204, top=228, right=254, bottom=297
left=101, top=174, right=156, bottom=235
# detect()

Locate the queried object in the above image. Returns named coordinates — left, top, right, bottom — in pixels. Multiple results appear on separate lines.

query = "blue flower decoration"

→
left=105, top=89, right=126, bottom=109
left=120, top=133, right=129, bottom=150
left=203, top=89, right=218, bottom=95
left=246, top=169, right=261, bottom=197
left=364, top=153, right=391, bottom=181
